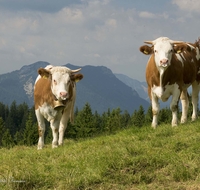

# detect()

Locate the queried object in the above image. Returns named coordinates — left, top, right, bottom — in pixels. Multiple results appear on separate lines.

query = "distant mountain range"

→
left=115, top=73, right=149, bottom=101
left=0, top=61, right=150, bottom=114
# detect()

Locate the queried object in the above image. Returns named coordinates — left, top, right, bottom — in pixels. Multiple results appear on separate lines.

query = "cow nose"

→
left=160, top=59, right=168, bottom=65
left=60, top=92, right=67, bottom=98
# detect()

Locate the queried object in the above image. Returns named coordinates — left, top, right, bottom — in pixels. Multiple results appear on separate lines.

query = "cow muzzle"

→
left=160, top=59, right=169, bottom=68
left=59, top=92, right=68, bottom=100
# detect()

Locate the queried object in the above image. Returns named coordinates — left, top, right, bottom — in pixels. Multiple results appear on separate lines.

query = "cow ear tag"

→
left=144, top=50, right=148, bottom=54
left=177, top=50, right=181, bottom=54
left=43, top=75, right=48, bottom=79
left=75, top=79, right=80, bottom=83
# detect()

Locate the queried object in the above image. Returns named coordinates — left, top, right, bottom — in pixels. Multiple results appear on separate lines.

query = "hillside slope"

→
left=1, top=123, right=200, bottom=189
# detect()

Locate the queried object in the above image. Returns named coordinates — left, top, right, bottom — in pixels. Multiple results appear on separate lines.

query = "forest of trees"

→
left=0, top=99, right=196, bottom=148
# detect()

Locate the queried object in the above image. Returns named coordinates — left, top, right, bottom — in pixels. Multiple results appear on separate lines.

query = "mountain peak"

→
left=0, top=62, right=149, bottom=113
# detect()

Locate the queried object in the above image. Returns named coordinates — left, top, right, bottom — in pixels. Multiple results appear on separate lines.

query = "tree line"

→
left=0, top=99, right=196, bottom=148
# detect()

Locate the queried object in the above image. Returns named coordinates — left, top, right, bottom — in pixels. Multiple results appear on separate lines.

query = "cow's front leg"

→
left=36, top=110, right=46, bottom=150
left=59, top=110, right=70, bottom=146
left=151, top=93, right=159, bottom=128
left=180, top=89, right=189, bottom=124
left=50, top=119, right=60, bottom=148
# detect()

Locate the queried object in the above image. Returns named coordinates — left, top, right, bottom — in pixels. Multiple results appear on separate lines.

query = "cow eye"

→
left=53, top=79, right=57, bottom=85
left=154, top=50, right=157, bottom=53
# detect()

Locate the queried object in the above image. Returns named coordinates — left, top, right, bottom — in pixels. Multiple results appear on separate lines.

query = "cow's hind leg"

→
left=50, top=119, right=60, bottom=148
left=170, top=87, right=180, bottom=127
left=191, top=81, right=199, bottom=121
left=180, top=89, right=189, bottom=124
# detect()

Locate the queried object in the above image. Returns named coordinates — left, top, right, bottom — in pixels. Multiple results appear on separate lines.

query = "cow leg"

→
left=50, top=119, right=60, bottom=148
left=36, top=110, right=46, bottom=150
left=151, top=92, right=159, bottom=128
left=191, top=81, right=199, bottom=121
left=59, top=110, right=70, bottom=146
left=170, top=88, right=180, bottom=127
left=180, top=89, right=189, bottom=123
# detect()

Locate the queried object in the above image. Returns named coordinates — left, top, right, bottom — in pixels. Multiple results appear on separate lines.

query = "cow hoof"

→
left=172, top=123, right=178, bottom=127
left=151, top=124, right=157, bottom=129
left=180, top=118, right=187, bottom=124
left=191, top=117, right=197, bottom=122
left=58, top=142, right=63, bottom=146
left=151, top=123, right=158, bottom=129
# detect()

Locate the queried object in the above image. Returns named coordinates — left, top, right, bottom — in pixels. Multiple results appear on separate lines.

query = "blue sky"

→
left=0, top=0, right=199, bottom=81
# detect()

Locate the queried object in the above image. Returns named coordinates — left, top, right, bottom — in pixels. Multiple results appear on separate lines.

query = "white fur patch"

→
left=175, top=54, right=184, bottom=67
left=38, top=103, right=62, bottom=122
left=152, top=83, right=179, bottom=102
left=196, top=47, right=200, bottom=60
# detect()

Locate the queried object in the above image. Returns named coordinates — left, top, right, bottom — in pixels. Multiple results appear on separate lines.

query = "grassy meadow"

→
left=1, top=122, right=200, bottom=189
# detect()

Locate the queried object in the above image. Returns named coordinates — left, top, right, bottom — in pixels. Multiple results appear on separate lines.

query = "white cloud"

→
left=139, top=11, right=156, bottom=19
left=172, top=0, right=200, bottom=12
left=105, top=19, right=117, bottom=28
left=0, top=0, right=199, bottom=81
left=56, top=7, right=84, bottom=23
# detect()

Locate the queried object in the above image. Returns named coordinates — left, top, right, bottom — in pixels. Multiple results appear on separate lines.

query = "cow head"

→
left=140, top=37, right=189, bottom=70
left=38, top=66, right=83, bottom=101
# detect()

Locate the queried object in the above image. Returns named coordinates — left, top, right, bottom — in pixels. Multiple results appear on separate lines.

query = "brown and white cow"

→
left=34, top=65, right=83, bottom=149
left=139, top=37, right=200, bottom=128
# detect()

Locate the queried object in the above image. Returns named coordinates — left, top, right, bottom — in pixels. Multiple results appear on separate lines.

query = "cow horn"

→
left=170, top=40, right=184, bottom=44
left=71, top=68, right=81, bottom=73
left=144, top=41, right=153, bottom=45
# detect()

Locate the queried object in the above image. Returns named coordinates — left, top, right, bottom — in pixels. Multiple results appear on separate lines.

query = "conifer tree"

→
left=1, top=128, right=14, bottom=148
left=145, top=105, right=152, bottom=124
left=0, top=102, right=8, bottom=121
left=73, top=103, right=96, bottom=138
left=131, top=105, right=145, bottom=127
left=0, top=117, right=13, bottom=147
left=0, top=117, right=5, bottom=146
left=158, top=107, right=171, bottom=124
left=23, top=112, right=38, bottom=146
left=14, top=130, right=24, bottom=145
left=106, top=108, right=121, bottom=133
left=93, top=110, right=102, bottom=135
left=121, top=110, right=131, bottom=128
left=8, top=101, right=18, bottom=135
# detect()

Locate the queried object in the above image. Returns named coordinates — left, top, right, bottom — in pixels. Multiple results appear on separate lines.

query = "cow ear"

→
left=38, top=68, right=50, bottom=79
left=71, top=73, right=84, bottom=83
left=173, top=44, right=189, bottom=54
left=139, top=45, right=153, bottom=55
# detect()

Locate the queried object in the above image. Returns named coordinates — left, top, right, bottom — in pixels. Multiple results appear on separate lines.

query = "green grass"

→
left=1, top=122, right=200, bottom=189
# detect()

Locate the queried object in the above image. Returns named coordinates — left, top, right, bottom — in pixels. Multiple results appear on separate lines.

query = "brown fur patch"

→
left=34, top=77, right=55, bottom=110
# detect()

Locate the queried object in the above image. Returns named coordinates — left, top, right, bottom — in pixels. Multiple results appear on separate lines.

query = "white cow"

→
left=34, top=65, right=83, bottom=149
